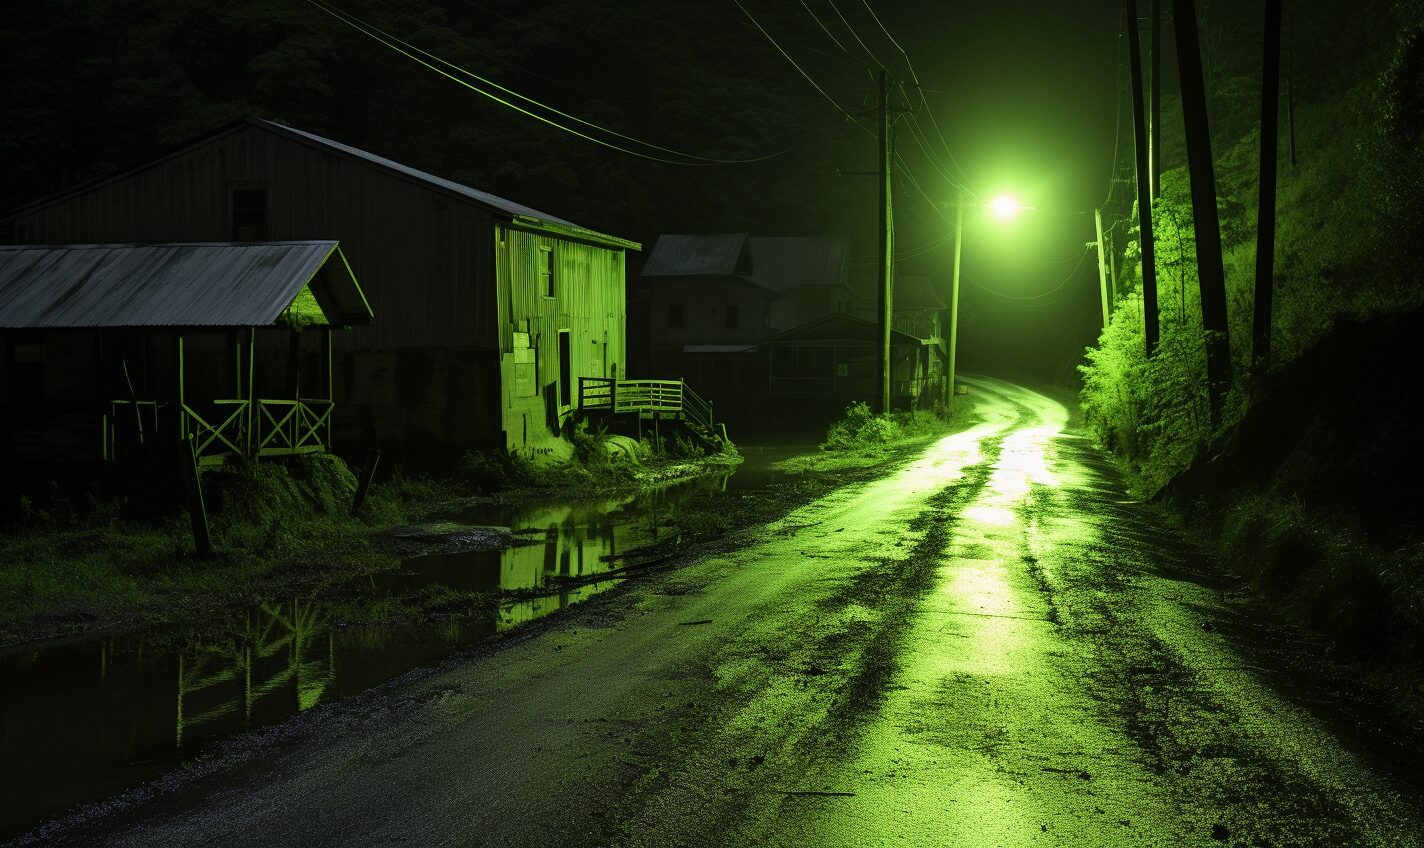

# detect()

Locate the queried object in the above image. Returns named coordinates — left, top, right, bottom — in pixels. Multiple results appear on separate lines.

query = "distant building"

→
left=641, top=234, right=851, bottom=363
left=761, top=313, right=937, bottom=417
left=0, top=118, right=640, bottom=463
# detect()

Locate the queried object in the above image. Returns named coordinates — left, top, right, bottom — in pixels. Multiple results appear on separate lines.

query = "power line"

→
left=800, top=0, right=851, bottom=55
left=372, top=0, right=662, bottom=109
left=309, top=0, right=783, bottom=166
left=826, top=0, right=888, bottom=70
left=732, top=0, right=869, bottom=131
left=965, top=246, right=1094, bottom=302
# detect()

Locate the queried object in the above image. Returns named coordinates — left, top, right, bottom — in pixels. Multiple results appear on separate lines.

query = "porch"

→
left=577, top=377, right=728, bottom=445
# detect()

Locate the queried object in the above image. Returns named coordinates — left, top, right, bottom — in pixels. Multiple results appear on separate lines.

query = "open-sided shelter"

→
left=0, top=241, right=371, bottom=466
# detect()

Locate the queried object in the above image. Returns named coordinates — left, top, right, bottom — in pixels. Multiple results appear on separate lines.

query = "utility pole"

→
left=946, top=188, right=964, bottom=409
left=877, top=67, right=894, bottom=415
left=1253, top=0, right=1283, bottom=384
left=1150, top=0, right=1162, bottom=198
left=1174, top=0, right=1233, bottom=425
left=1126, top=0, right=1160, bottom=355
left=1094, top=207, right=1112, bottom=329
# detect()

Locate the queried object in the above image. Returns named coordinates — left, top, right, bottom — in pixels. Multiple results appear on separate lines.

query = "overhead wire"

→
left=826, top=0, right=888, bottom=69
left=307, top=0, right=784, bottom=165
left=964, top=246, right=1094, bottom=302
left=800, top=0, right=851, bottom=56
left=732, top=0, right=871, bottom=132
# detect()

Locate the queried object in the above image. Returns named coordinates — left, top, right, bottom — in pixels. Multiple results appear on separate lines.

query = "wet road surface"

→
left=15, top=377, right=1424, bottom=847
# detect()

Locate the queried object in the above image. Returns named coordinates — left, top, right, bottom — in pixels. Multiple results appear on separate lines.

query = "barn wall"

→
left=496, top=225, right=626, bottom=458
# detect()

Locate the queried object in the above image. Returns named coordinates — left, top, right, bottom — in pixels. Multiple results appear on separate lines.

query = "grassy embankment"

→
left=0, top=430, right=739, bottom=647
left=1078, top=0, right=1424, bottom=709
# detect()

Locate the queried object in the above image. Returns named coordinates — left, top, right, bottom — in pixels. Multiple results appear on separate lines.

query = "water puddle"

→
left=0, top=451, right=808, bottom=840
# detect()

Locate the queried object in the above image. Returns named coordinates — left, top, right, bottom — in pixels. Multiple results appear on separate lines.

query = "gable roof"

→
left=3, top=119, right=638, bottom=251
left=760, top=312, right=925, bottom=347
left=745, top=237, right=847, bottom=292
left=0, top=241, right=372, bottom=329
left=640, top=234, right=750, bottom=277
left=894, top=276, right=947, bottom=310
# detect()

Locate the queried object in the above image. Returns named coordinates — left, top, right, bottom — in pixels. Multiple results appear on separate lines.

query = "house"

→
left=761, top=313, right=936, bottom=420
left=641, top=233, right=852, bottom=370
left=0, top=241, right=371, bottom=467
left=0, top=119, right=640, bottom=463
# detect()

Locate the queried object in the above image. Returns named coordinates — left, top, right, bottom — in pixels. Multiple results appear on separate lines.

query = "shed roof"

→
left=760, top=313, right=924, bottom=347
left=0, top=241, right=372, bottom=329
left=640, top=234, right=750, bottom=277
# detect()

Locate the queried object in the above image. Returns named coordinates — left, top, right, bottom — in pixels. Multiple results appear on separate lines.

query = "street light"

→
left=941, top=190, right=1033, bottom=409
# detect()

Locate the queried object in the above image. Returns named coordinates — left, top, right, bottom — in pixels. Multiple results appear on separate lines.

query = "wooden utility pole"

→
left=1253, top=0, right=1283, bottom=383
left=1150, top=0, right=1162, bottom=198
left=1174, top=0, right=1233, bottom=424
left=1126, top=0, right=1160, bottom=355
left=1094, top=208, right=1112, bottom=328
left=946, top=189, right=964, bottom=408
left=876, top=67, right=894, bottom=415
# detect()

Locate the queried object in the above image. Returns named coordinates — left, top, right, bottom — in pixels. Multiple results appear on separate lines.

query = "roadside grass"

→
left=1204, top=491, right=1424, bottom=713
left=775, top=397, right=979, bottom=476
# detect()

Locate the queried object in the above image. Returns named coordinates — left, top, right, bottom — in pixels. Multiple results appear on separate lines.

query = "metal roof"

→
left=259, top=121, right=572, bottom=226
left=760, top=313, right=924, bottom=347
left=640, top=234, right=750, bottom=277
left=0, top=241, right=372, bottom=329
left=746, top=237, right=847, bottom=292
left=2, top=119, right=639, bottom=252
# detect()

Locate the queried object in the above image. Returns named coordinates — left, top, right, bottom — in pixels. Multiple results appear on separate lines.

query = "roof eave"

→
left=510, top=215, right=640, bottom=252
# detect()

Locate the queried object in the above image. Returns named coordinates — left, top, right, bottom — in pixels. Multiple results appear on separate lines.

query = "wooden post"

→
left=1150, top=0, right=1162, bottom=199
left=1127, top=0, right=1161, bottom=356
left=177, top=436, right=211, bottom=555
left=323, top=327, right=333, bottom=449
left=1174, top=0, right=1234, bottom=424
left=351, top=447, right=380, bottom=516
left=1253, top=0, right=1283, bottom=384
left=1095, top=208, right=1112, bottom=329
left=176, top=333, right=187, bottom=443
left=876, top=67, right=894, bottom=415
left=246, top=327, right=256, bottom=457
left=947, top=188, right=963, bottom=409
left=288, top=329, right=301, bottom=448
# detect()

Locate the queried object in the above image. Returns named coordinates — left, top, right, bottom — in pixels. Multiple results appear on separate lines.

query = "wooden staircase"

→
left=577, top=378, right=729, bottom=447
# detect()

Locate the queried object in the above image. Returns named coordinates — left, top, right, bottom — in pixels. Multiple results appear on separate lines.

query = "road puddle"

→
left=0, top=455, right=794, bottom=840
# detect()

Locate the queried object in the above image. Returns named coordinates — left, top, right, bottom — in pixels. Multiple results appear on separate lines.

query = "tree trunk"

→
left=1253, top=0, right=1283, bottom=384
left=1173, top=0, right=1233, bottom=426
left=1126, top=0, right=1160, bottom=356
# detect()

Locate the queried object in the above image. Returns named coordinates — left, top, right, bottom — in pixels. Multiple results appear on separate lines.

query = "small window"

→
left=725, top=305, right=740, bottom=329
left=231, top=187, right=267, bottom=241
left=539, top=247, right=555, bottom=298
left=668, top=304, right=684, bottom=329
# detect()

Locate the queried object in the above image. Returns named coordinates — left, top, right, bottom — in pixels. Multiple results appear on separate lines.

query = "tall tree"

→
left=1173, top=0, right=1233, bottom=425
left=1253, top=0, right=1284, bottom=383
left=1126, top=0, right=1160, bottom=356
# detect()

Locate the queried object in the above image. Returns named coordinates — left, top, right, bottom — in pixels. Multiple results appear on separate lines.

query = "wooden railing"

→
left=256, top=398, right=333, bottom=455
left=578, top=378, right=718, bottom=437
left=103, top=397, right=332, bottom=464
left=181, top=399, right=249, bottom=464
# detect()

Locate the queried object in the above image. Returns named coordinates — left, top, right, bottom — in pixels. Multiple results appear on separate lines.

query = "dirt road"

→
left=20, top=377, right=1424, bottom=847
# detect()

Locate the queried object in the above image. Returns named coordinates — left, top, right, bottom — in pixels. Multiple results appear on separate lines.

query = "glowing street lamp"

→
left=941, top=191, right=1033, bottom=408
left=988, top=194, right=1031, bottom=221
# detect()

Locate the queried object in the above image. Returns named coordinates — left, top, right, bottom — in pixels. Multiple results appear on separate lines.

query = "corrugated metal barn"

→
left=0, top=119, right=639, bottom=462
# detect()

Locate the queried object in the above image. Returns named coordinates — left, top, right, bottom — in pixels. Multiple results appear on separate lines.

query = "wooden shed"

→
left=0, top=241, right=371, bottom=467
left=0, top=119, right=640, bottom=462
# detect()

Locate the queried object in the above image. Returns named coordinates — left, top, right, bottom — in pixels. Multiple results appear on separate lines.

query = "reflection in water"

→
left=0, top=469, right=745, bottom=840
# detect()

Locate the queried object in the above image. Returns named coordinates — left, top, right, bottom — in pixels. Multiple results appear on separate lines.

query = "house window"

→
left=725, top=305, right=740, bottom=329
left=539, top=247, right=555, bottom=298
left=231, top=187, right=268, bottom=241
left=668, top=304, right=684, bottom=328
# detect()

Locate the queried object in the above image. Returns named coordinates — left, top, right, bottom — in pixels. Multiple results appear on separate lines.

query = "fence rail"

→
left=103, top=397, right=332, bottom=464
left=578, top=378, right=719, bottom=439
